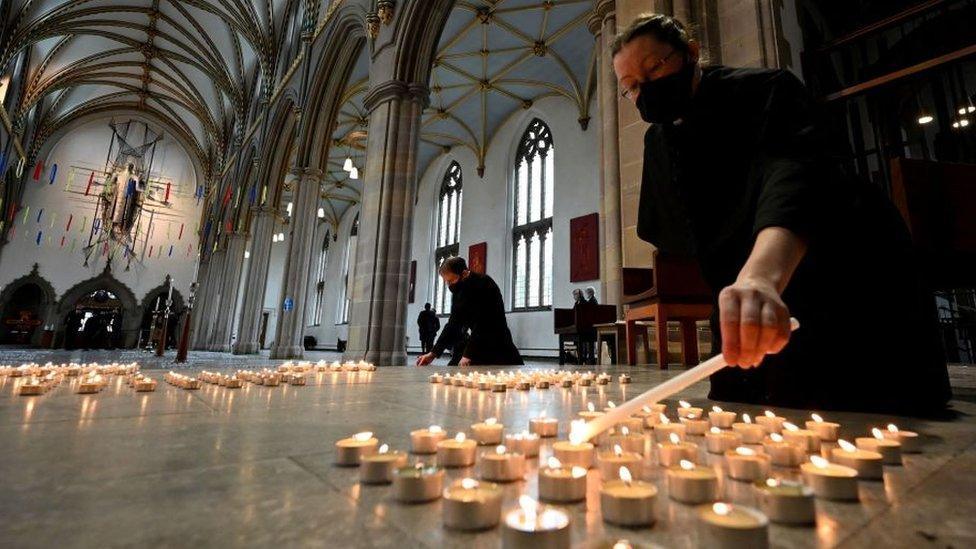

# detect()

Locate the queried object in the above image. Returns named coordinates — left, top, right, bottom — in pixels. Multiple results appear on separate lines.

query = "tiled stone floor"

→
left=1, top=348, right=974, bottom=548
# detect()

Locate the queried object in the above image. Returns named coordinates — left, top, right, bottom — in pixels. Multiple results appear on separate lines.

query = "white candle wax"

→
left=443, top=478, right=503, bottom=531
left=754, top=479, right=815, bottom=525
left=410, top=426, right=447, bottom=454
left=502, top=496, right=571, bottom=549
left=697, top=502, right=769, bottom=549
left=801, top=456, right=859, bottom=500
left=393, top=464, right=444, bottom=503
left=480, top=446, right=526, bottom=482
left=667, top=460, right=718, bottom=504
left=335, top=432, right=379, bottom=466
left=600, top=468, right=657, bottom=527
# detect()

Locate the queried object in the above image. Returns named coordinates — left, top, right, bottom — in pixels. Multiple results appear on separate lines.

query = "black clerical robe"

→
left=431, top=272, right=523, bottom=366
left=638, top=66, right=951, bottom=415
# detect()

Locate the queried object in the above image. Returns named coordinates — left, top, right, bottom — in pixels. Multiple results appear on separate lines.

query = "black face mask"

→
left=636, top=60, right=696, bottom=124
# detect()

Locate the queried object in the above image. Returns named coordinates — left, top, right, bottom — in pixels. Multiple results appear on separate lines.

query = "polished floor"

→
left=1, top=349, right=974, bottom=548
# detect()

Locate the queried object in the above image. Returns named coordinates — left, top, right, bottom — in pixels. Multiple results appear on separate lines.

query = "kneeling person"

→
left=416, top=257, right=523, bottom=367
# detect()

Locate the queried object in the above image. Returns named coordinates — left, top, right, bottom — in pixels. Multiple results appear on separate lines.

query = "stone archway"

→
left=0, top=264, right=57, bottom=347
left=55, top=266, right=141, bottom=349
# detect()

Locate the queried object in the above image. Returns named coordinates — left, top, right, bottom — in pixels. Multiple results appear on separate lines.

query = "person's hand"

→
left=416, top=353, right=435, bottom=367
left=458, top=356, right=472, bottom=367
left=718, top=277, right=791, bottom=368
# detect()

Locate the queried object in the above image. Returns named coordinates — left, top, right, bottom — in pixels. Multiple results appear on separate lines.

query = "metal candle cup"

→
left=805, top=415, right=840, bottom=442
left=530, top=416, right=559, bottom=438
left=657, top=436, right=699, bottom=467
left=597, top=446, right=643, bottom=480
left=393, top=464, right=444, bottom=503
left=856, top=430, right=902, bottom=465
left=480, top=446, right=526, bottom=482
left=697, top=502, right=770, bottom=549
left=762, top=435, right=805, bottom=467
left=782, top=423, right=821, bottom=453
left=437, top=433, right=478, bottom=467
left=538, top=458, right=588, bottom=503
left=731, top=415, right=764, bottom=444
left=360, top=447, right=408, bottom=484
left=335, top=432, right=379, bottom=466
left=505, top=432, right=540, bottom=457
left=667, top=460, right=718, bottom=504
left=801, top=457, right=859, bottom=500
left=410, top=426, right=447, bottom=454
left=706, top=428, right=743, bottom=454
left=755, top=412, right=786, bottom=435
left=709, top=408, right=737, bottom=429
left=831, top=441, right=883, bottom=479
left=600, top=468, right=657, bottom=527
left=442, top=478, right=503, bottom=531
left=502, top=496, right=571, bottom=549
left=754, top=479, right=815, bottom=525
left=653, top=420, right=687, bottom=443
left=471, top=419, right=504, bottom=445
left=725, top=447, right=771, bottom=482
left=552, top=440, right=595, bottom=469
left=882, top=425, right=920, bottom=453
left=682, top=416, right=711, bottom=436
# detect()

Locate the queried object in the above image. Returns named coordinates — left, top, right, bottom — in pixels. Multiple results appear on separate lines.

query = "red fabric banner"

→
left=468, top=242, right=487, bottom=275
left=570, top=213, right=600, bottom=282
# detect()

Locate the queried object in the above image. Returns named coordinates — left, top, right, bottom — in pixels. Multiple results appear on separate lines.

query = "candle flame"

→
left=353, top=431, right=373, bottom=442
left=764, top=410, right=775, bottom=418
left=547, top=456, right=561, bottom=469
left=742, top=413, right=752, bottom=424
left=735, top=446, right=756, bottom=456
left=620, top=426, right=630, bottom=436
left=569, top=420, right=586, bottom=445
left=455, top=432, right=466, bottom=443
left=539, top=411, right=547, bottom=419
left=485, top=417, right=497, bottom=425
left=519, top=495, right=538, bottom=522
left=783, top=422, right=799, bottom=432
left=461, top=478, right=478, bottom=490
left=712, top=502, right=731, bottom=516
left=613, top=444, right=623, bottom=456
left=587, top=402, right=595, bottom=413
left=710, top=427, right=721, bottom=434
left=811, top=413, right=824, bottom=423
left=810, top=455, right=830, bottom=469
left=571, top=466, right=587, bottom=479
left=679, top=400, right=691, bottom=409
left=379, top=444, right=389, bottom=454
left=608, top=401, right=616, bottom=408
left=669, top=432, right=681, bottom=445
left=766, top=478, right=779, bottom=487
left=887, top=423, right=899, bottom=433
left=429, top=425, right=443, bottom=433
left=496, top=445, right=507, bottom=455
left=872, top=427, right=884, bottom=440
left=659, top=414, right=670, bottom=425
left=612, top=541, right=633, bottom=549
left=838, top=439, right=857, bottom=453
left=770, top=433, right=784, bottom=443
left=642, top=405, right=651, bottom=413
left=619, top=466, right=633, bottom=483
left=712, top=406, right=723, bottom=413
left=679, top=459, right=695, bottom=470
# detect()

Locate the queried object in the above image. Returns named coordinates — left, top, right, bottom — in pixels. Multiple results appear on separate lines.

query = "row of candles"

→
left=8, top=361, right=154, bottom=396
left=429, top=369, right=630, bottom=392
left=278, top=360, right=377, bottom=374
left=2, top=361, right=140, bottom=378
left=333, top=400, right=922, bottom=548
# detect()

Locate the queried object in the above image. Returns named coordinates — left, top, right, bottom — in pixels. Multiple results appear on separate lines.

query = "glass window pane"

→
left=517, top=159, right=528, bottom=226
left=454, top=190, right=462, bottom=243
left=514, top=237, right=526, bottom=309
left=544, top=152, right=554, bottom=219
left=530, top=157, right=542, bottom=222
left=543, top=227, right=553, bottom=306
left=528, top=232, right=540, bottom=307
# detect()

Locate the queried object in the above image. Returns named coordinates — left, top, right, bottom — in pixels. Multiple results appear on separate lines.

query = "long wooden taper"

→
left=575, top=318, right=800, bottom=442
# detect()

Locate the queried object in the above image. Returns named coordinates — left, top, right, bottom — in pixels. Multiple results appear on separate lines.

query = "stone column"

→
left=269, top=169, right=323, bottom=359
left=208, top=232, right=247, bottom=352
left=344, top=81, right=426, bottom=366
left=189, top=257, right=211, bottom=349
left=194, top=248, right=225, bottom=350
left=591, top=1, right=624, bottom=310
left=234, top=206, right=275, bottom=354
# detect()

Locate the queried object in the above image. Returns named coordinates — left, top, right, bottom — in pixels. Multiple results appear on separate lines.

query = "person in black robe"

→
left=585, top=286, right=599, bottom=305
left=611, top=14, right=950, bottom=415
left=417, top=303, right=441, bottom=354
left=416, top=257, right=523, bottom=367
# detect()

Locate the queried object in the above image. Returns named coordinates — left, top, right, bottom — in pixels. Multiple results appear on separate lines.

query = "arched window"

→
left=433, top=161, right=463, bottom=314
left=310, top=231, right=330, bottom=326
left=512, top=118, right=554, bottom=310
left=338, top=214, right=359, bottom=324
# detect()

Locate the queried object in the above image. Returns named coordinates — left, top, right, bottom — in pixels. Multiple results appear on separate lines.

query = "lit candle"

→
left=667, top=459, right=717, bottom=504
left=437, top=432, right=478, bottom=468
left=805, top=413, right=840, bottom=442
left=578, top=375, right=592, bottom=387
left=578, top=402, right=604, bottom=422
left=782, top=422, right=820, bottom=453
left=762, top=433, right=805, bottom=467
left=442, top=478, right=503, bottom=531
left=502, top=495, right=570, bottom=549
left=754, top=478, right=815, bottom=525
left=538, top=457, right=588, bottom=503
left=855, top=428, right=902, bottom=465
left=360, top=444, right=407, bottom=484
left=725, top=446, right=770, bottom=481
left=658, top=432, right=699, bottom=467
left=697, top=502, right=769, bottom=548
left=552, top=421, right=595, bottom=468
left=393, top=463, right=444, bottom=503
left=134, top=378, right=157, bottom=392
left=18, top=377, right=45, bottom=396
left=529, top=412, right=559, bottom=438
left=619, top=373, right=632, bottom=384
left=706, top=427, right=743, bottom=454
left=535, top=380, right=550, bottom=389
left=471, top=417, right=504, bottom=445
left=731, top=413, right=764, bottom=444
left=677, top=400, right=703, bottom=420
left=334, top=431, right=378, bottom=466
left=831, top=439, right=883, bottom=479
left=883, top=423, right=920, bottom=453
left=800, top=456, right=859, bottom=500
left=755, top=410, right=786, bottom=435
left=600, top=466, right=657, bottom=527
left=560, top=378, right=574, bottom=388
left=410, top=425, right=447, bottom=454
left=492, top=380, right=507, bottom=392
left=608, top=425, right=644, bottom=454
left=598, top=444, right=643, bottom=480
left=429, top=373, right=442, bottom=384
left=709, top=406, right=737, bottom=429
left=504, top=431, right=540, bottom=458
left=597, top=373, right=612, bottom=385
left=480, top=445, right=526, bottom=482
left=516, top=380, right=531, bottom=391
left=653, top=415, right=687, bottom=442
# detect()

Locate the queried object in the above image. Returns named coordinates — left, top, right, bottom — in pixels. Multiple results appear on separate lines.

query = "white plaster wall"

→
left=301, top=205, right=360, bottom=349
left=0, top=117, right=202, bottom=305
left=260, top=219, right=291, bottom=349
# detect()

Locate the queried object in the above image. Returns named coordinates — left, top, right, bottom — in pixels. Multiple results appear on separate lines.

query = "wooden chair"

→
left=554, top=304, right=618, bottom=365
left=622, top=252, right=713, bottom=368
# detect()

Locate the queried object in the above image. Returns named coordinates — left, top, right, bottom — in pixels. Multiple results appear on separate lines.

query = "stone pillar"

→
left=234, top=206, right=275, bottom=354
left=189, top=257, right=211, bottom=349
left=344, top=81, right=427, bottom=366
left=269, top=170, right=323, bottom=359
left=591, top=1, right=624, bottom=310
left=208, top=232, right=247, bottom=352
left=195, top=248, right=225, bottom=350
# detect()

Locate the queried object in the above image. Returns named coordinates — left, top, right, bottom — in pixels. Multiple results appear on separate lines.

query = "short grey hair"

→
left=610, top=13, right=693, bottom=57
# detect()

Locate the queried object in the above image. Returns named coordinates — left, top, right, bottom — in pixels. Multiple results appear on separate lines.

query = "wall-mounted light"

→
left=244, top=250, right=251, bottom=259
left=958, top=106, right=975, bottom=115
left=343, top=157, right=354, bottom=172
left=952, top=118, right=970, bottom=129
left=917, top=115, right=934, bottom=125
left=317, top=207, right=325, bottom=219
left=286, top=202, right=293, bottom=216
left=349, top=166, right=360, bottom=180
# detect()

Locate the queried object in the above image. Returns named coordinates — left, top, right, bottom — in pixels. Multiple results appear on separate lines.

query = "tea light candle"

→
left=658, top=432, right=699, bottom=467
left=608, top=426, right=644, bottom=454
left=502, top=495, right=570, bottom=549
left=472, top=417, right=504, bottom=445
left=578, top=402, right=604, bottom=422
left=492, top=381, right=507, bottom=392
left=393, top=463, right=444, bottom=503
left=134, top=379, right=157, bottom=392
left=831, top=439, right=883, bottom=479
left=762, top=433, right=805, bottom=467
left=600, top=467, right=657, bottom=527
left=598, top=444, right=643, bottom=480
left=516, top=380, right=531, bottom=390
left=505, top=431, right=540, bottom=457
left=801, top=456, right=859, bottom=500
left=805, top=414, right=840, bottom=442
left=725, top=447, right=770, bottom=481
left=410, top=425, right=447, bottom=454
left=682, top=413, right=710, bottom=436
left=552, top=421, right=595, bottom=468
left=560, top=378, right=574, bottom=388
left=480, top=445, right=526, bottom=482
left=579, top=376, right=592, bottom=387
left=619, top=373, right=632, bottom=384
left=883, top=424, right=920, bottom=453
left=539, top=457, right=588, bottom=503
left=755, top=410, right=786, bottom=435
left=856, top=428, right=902, bottom=465
left=530, top=412, right=559, bottom=438
left=613, top=416, right=645, bottom=435
left=755, top=478, right=815, bottom=525
left=437, top=432, right=478, bottom=467
left=709, top=406, right=736, bottom=429
left=730, top=414, right=764, bottom=444
left=360, top=444, right=408, bottom=484
left=443, top=478, right=503, bottom=531
left=697, top=502, right=769, bottom=548
left=653, top=415, right=686, bottom=442
left=335, top=431, right=379, bottom=466
left=18, top=379, right=44, bottom=396
left=706, top=427, right=743, bottom=454
left=677, top=400, right=703, bottom=420
left=536, top=380, right=550, bottom=389
left=667, top=459, right=718, bottom=504
left=782, top=422, right=820, bottom=453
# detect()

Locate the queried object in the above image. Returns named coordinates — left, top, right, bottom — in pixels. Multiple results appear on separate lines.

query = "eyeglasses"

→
left=621, top=49, right=677, bottom=100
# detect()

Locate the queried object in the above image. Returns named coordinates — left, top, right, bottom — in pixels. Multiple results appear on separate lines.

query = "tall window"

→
left=512, top=119, right=554, bottom=310
left=338, top=214, right=359, bottom=324
left=310, top=232, right=330, bottom=326
left=433, top=161, right=463, bottom=314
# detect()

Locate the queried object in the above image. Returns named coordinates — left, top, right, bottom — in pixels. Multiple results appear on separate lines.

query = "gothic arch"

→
left=388, top=0, right=458, bottom=86
left=0, top=265, right=57, bottom=346
left=55, top=269, right=141, bottom=348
